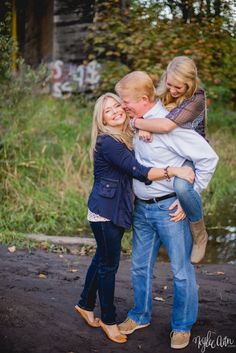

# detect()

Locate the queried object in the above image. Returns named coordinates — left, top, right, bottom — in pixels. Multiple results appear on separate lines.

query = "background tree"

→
left=88, top=0, right=236, bottom=102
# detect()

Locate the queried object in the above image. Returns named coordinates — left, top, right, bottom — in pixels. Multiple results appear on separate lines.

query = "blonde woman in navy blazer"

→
left=75, top=93, right=194, bottom=344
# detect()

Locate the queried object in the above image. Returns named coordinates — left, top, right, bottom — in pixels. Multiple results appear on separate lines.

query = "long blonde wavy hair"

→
left=90, top=92, right=133, bottom=160
left=157, top=56, right=201, bottom=110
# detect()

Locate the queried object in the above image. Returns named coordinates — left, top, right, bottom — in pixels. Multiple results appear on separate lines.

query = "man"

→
left=115, top=71, right=219, bottom=349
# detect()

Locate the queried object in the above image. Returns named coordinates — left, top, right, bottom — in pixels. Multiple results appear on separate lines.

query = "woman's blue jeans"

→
left=174, top=160, right=203, bottom=222
left=78, top=221, right=124, bottom=325
left=128, top=196, right=198, bottom=331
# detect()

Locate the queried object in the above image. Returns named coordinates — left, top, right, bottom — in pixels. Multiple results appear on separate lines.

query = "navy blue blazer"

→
left=88, top=135, right=152, bottom=229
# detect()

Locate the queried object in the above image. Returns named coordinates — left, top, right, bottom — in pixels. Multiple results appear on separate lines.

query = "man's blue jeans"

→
left=78, top=221, right=124, bottom=324
left=128, top=196, right=198, bottom=332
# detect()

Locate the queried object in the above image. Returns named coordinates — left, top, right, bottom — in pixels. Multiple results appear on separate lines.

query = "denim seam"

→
left=181, top=220, right=188, bottom=323
left=188, top=190, right=203, bottom=220
left=172, top=220, right=192, bottom=331
left=140, top=227, right=156, bottom=323
left=81, top=269, right=98, bottom=311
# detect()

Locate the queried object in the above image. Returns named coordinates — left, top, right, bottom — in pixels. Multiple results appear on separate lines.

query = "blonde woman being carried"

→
left=126, top=56, right=213, bottom=264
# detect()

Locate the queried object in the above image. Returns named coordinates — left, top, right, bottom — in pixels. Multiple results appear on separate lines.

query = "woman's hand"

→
left=169, top=166, right=195, bottom=183
left=138, top=129, right=153, bottom=143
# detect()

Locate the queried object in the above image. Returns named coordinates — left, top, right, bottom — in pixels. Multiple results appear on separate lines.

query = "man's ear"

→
left=142, top=95, right=150, bottom=104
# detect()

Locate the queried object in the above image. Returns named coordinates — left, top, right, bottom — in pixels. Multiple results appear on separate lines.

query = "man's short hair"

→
left=115, top=71, right=157, bottom=102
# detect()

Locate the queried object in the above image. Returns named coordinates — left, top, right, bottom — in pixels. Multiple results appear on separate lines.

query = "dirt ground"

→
left=0, top=244, right=235, bottom=353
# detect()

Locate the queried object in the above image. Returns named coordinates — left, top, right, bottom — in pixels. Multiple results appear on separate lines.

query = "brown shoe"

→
left=118, top=318, right=150, bottom=335
left=75, top=305, right=100, bottom=328
left=170, top=331, right=191, bottom=349
left=190, top=218, right=208, bottom=264
left=100, top=320, right=127, bottom=344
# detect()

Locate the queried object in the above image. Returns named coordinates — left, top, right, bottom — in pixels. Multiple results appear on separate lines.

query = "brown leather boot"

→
left=190, top=218, right=208, bottom=264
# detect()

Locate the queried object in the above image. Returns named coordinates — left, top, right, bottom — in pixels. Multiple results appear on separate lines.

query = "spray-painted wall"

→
left=10, top=1, right=128, bottom=94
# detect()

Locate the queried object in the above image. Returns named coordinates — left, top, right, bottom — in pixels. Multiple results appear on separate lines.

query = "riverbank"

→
left=0, top=244, right=235, bottom=353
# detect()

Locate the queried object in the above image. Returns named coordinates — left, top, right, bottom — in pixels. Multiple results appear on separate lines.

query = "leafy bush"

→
left=87, top=0, right=236, bottom=103
left=0, top=10, right=12, bottom=82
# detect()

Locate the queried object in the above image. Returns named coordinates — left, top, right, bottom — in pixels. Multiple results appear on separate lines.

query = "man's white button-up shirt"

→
left=133, top=100, right=219, bottom=200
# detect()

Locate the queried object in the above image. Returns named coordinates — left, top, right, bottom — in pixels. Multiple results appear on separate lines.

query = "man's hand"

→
left=169, top=199, right=186, bottom=222
left=138, top=130, right=153, bottom=142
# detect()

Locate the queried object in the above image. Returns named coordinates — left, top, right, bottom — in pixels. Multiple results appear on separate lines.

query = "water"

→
left=158, top=196, right=236, bottom=264
left=206, top=225, right=236, bottom=264
left=205, top=196, right=236, bottom=264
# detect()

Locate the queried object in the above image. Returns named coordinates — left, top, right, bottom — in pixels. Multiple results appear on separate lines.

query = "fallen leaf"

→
left=38, top=273, right=47, bottom=279
left=79, top=246, right=86, bottom=255
left=204, top=271, right=225, bottom=276
left=69, top=269, right=78, bottom=273
left=8, top=246, right=16, bottom=253
left=154, top=296, right=165, bottom=302
left=69, top=248, right=80, bottom=255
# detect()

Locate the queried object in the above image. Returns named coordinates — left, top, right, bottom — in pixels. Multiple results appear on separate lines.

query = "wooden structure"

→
left=7, top=0, right=96, bottom=66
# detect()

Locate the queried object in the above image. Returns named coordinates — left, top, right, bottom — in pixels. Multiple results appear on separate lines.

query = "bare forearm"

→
left=147, top=168, right=166, bottom=181
left=147, top=167, right=181, bottom=181
left=135, top=117, right=177, bottom=133
left=147, top=166, right=195, bottom=183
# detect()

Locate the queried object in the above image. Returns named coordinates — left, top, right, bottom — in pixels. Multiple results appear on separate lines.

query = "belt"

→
left=137, top=192, right=176, bottom=204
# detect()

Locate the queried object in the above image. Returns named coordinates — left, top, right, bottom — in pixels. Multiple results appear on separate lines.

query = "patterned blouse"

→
left=165, top=89, right=206, bottom=139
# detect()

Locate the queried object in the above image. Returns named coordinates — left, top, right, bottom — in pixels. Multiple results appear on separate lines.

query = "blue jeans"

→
left=128, top=196, right=198, bottom=332
left=78, top=221, right=124, bottom=324
left=174, top=160, right=203, bottom=222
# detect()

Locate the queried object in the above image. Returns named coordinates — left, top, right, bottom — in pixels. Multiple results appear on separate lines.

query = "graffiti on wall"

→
left=50, top=60, right=101, bottom=97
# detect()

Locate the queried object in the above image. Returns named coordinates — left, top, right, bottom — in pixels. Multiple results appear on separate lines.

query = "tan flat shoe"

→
left=75, top=305, right=100, bottom=328
left=100, top=320, right=127, bottom=344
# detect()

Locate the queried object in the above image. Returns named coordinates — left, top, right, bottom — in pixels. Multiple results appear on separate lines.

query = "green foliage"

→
left=0, top=0, right=235, bottom=247
left=92, top=60, right=130, bottom=94
left=0, top=230, right=37, bottom=251
left=0, top=68, right=94, bottom=235
left=202, top=104, right=236, bottom=213
left=0, top=74, right=235, bottom=242
left=87, top=0, right=236, bottom=102
left=0, top=10, right=12, bottom=82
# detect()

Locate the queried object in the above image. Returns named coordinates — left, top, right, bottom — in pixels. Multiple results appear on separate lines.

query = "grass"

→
left=1, top=94, right=93, bottom=238
left=0, top=90, right=235, bottom=251
left=202, top=105, right=236, bottom=213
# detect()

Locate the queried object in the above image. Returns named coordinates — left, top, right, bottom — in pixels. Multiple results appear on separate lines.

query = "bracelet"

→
left=164, top=166, right=171, bottom=182
left=129, top=117, right=138, bottom=131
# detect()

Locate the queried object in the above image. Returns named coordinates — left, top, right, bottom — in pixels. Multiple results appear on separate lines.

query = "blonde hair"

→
left=157, top=56, right=201, bottom=109
left=90, top=92, right=133, bottom=160
left=115, top=71, right=157, bottom=103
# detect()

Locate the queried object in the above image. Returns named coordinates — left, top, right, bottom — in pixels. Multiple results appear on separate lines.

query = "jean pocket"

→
left=98, top=178, right=118, bottom=199
left=157, top=198, right=176, bottom=211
